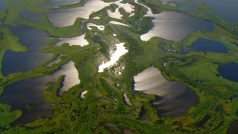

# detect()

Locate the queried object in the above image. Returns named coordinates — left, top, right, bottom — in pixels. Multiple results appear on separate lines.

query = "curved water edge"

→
left=47, top=0, right=81, bottom=8
left=160, top=0, right=238, bottom=22
left=47, top=0, right=136, bottom=27
left=47, top=0, right=111, bottom=27
left=178, top=38, right=229, bottom=54
left=135, top=0, right=214, bottom=42
left=199, top=0, right=238, bottom=22
left=55, top=33, right=89, bottom=47
left=218, top=62, right=238, bottom=82
left=2, top=26, right=52, bottom=75
left=133, top=67, right=198, bottom=116
left=140, top=11, right=214, bottom=42
left=190, top=38, right=228, bottom=53
left=0, top=61, right=80, bottom=124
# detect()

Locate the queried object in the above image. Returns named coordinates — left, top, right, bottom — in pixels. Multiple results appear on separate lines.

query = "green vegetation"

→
left=0, top=104, right=22, bottom=129
left=0, top=27, right=27, bottom=77
left=0, top=0, right=238, bottom=133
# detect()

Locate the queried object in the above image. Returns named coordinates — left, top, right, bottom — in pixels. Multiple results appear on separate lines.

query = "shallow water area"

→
left=134, top=67, right=198, bottom=116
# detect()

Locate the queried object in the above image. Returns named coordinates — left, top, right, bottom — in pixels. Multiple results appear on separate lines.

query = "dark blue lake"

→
left=161, top=0, right=238, bottom=22
left=0, top=77, right=53, bottom=124
left=218, top=63, right=238, bottom=82
left=191, top=38, right=228, bottom=53
left=2, top=26, right=52, bottom=75
left=199, top=0, right=238, bottom=22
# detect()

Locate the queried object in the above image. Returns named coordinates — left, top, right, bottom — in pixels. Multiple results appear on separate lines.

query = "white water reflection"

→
left=123, top=93, right=132, bottom=106
left=134, top=0, right=213, bottom=41
left=93, top=16, right=100, bottom=20
left=87, top=23, right=105, bottom=31
left=107, top=8, right=123, bottom=20
left=52, top=61, right=80, bottom=92
left=109, top=21, right=130, bottom=27
left=80, top=91, right=88, bottom=99
left=98, top=43, right=128, bottom=73
left=115, top=0, right=134, bottom=14
left=107, top=0, right=135, bottom=20
left=47, top=0, right=111, bottom=27
left=134, top=67, right=198, bottom=116
left=0, top=61, right=80, bottom=123
left=56, top=33, right=89, bottom=46
left=140, top=11, right=213, bottom=41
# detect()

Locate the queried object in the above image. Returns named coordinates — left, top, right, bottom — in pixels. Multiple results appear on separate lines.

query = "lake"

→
left=0, top=61, right=80, bottom=124
left=140, top=11, right=214, bottom=42
left=133, top=67, right=198, bottom=116
left=191, top=38, right=228, bottom=53
left=47, top=0, right=111, bottom=27
left=160, top=0, right=238, bottom=22
left=218, top=63, right=238, bottom=82
left=2, top=26, right=52, bottom=75
left=199, top=0, right=238, bottom=22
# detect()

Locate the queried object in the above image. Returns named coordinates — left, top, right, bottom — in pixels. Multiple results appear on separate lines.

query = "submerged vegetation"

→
left=0, top=0, right=238, bottom=133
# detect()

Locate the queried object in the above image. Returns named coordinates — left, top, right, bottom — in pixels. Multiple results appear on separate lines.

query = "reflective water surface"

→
left=47, top=0, right=111, bottom=27
left=0, top=61, right=79, bottom=124
left=134, top=67, right=198, bottom=116
left=140, top=11, right=214, bottom=42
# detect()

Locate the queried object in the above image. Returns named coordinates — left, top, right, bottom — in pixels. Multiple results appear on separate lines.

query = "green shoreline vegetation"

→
left=0, top=0, right=238, bottom=133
